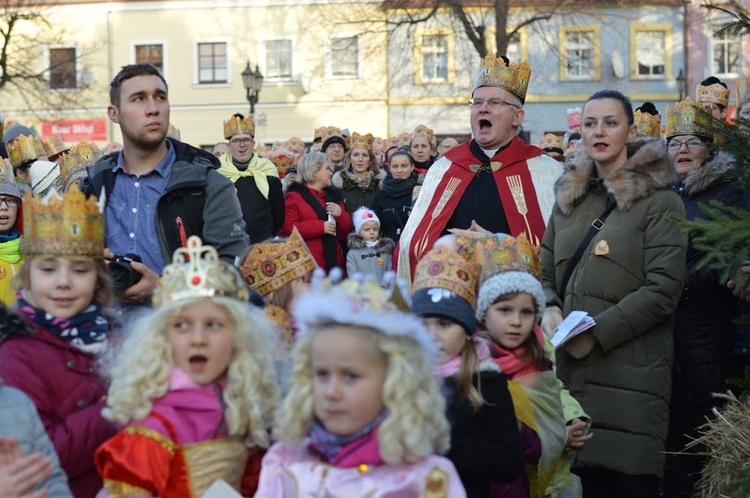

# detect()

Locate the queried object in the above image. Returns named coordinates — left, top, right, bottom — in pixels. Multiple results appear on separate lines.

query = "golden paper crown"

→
left=22, top=184, right=104, bottom=257
left=318, top=126, right=343, bottom=143
left=58, top=141, right=102, bottom=193
left=349, top=132, right=374, bottom=151
left=314, top=126, right=326, bottom=142
left=240, top=228, right=317, bottom=297
left=7, top=135, right=45, bottom=169
left=737, top=73, right=750, bottom=108
left=372, top=137, right=385, bottom=153
left=284, top=137, right=305, bottom=155
left=42, top=135, right=67, bottom=159
left=154, top=236, right=251, bottom=307
left=413, top=246, right=480, bottom=308
left=223, top=115, right=255, bottom=139
left=451, top=230, right=541, bottom=283
left=634, top=110, right=661, bottom=138
left=267, top=148, right=295, bottom=177
left=696, top=82, right=730, bottom=108
left=538, top=133, right=564, bottom=152
left=472, top=55, right=531, bottom=102
left=666, top=96, right=713, bottom=139
left=411, top=124, right=434, bottom=145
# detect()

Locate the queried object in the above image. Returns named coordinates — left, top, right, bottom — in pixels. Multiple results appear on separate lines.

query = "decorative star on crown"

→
left=413, top=246, right=480, bottom=307
left=349, top=132, right=374, bottom=151
left=7, top=135, right=45, bottom=169
left=634, top=110, right=662, bottom=138
left=666, top=96, right=713, bottom=139
left=153, top=236, right=251, bottom=307
left=472, top=55, right=531, bottom=102
left=696, top=82, right=730, bottom=107
left=224, top=115, right=255, bottom=139
left=59, top=141, right=102, bottom=193
left=737, top=73, right=750, bottom=108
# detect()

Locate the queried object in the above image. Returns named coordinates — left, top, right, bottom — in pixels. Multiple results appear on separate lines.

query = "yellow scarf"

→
left=217, top=152, right=278, bottom=199
left=0, top=236, right=22, bottom=264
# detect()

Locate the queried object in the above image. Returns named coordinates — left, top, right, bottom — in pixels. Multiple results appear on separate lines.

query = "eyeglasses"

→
left=230, top=138, right=253, bottom=146
left=468, top=98, right=520, bottom=110
left=0, top=197, right=20, bottom=207
left=667, top=139, right=705, bottom=150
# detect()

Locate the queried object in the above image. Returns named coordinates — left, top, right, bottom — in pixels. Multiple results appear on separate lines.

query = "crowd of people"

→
left=0, top=53, right=747, bottom=498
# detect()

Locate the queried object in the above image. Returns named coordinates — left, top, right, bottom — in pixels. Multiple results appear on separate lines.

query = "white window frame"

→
left=711, top=26, right=740, bottom=78
left=131, top=40, right=168, bottom=79
left=326, top=35, right=360, bottom=80
left=261, top=38, right=295, bottom=82
left=44, top=45, right=80, bottom=91
left=192, top=38, right=231, bottom=87
left=630, top=24, right=671, bottom=80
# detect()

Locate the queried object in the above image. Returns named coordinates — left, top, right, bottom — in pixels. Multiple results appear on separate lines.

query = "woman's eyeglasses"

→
left=0, top=197, right=20, bottom=207
left=667, top=139, right=705, bottom=150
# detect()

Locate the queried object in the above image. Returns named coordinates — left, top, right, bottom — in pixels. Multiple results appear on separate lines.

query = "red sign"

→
left=41, top=119, right=108, bottom=142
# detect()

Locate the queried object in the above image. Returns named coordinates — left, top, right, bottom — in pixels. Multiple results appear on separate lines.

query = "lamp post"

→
left=241, top=61, right=264, bottom=118
left=676, top=69, right=686, bottom=101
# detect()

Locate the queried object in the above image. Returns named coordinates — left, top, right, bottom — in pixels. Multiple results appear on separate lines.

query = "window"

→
left=197, top=42, right=227, bottom=84
left=135, top=44, right=164, bottom=73
left=630, top=24, right=671, bottom=80
left=330, top=36, right=359, bottom=78
left=413, top=29, right=454, bottom=84
left=265, top=40, right=293, bottom=80
left=559, top=25, right=600, bottom=81
left=712, top=28, right=739, bottom=76
left=506, top=33, right=521, bottom=63
left=486, top=28, right=526, bottom=63
left=48, top=47, right=77, bottom=90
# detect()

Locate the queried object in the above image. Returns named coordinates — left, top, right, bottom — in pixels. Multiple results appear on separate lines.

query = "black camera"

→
left=108, top=254, right=142, bottom=294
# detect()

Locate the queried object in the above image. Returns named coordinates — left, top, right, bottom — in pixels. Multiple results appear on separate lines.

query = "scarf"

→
left=287, top=183, right=339, bottom=270
left=0, top=231, right=21, bottom=264
left=17, top=296, right=109, bottom=355
left=380, top=173, right=419, bottom=197
left=433, top=336, right=491, bottom=378
left=488, top=326, right=545, bottom=380
left=308, top=411, right=386, bottom=463
left=340, top=169, right=376, bottom=190
left=217, top=152, right=278, bottom=199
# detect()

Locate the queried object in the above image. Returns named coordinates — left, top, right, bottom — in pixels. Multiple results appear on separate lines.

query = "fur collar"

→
left=346, top=233, right=396, bottom=252
left=680, top=151, right=737, bottom=196
left=555, top=137, right=677, bottom=215
left=332, top=169, right=386, bottom=190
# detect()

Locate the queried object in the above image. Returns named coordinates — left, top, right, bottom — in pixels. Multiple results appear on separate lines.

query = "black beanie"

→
left=411, top=287, right=478, bottom=335
left=322, top=136, right=346, bottom=152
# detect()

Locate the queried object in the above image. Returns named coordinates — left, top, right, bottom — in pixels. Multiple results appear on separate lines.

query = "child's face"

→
left=311, top=325, right=386, bottom=436
left=483, top=293, right=537, bottom=350
left=423, top=316, right=466, bottom=364
left=290, top=272, right=312, bottom=305
left=25, top=257, right=98, bottom=319
left=165, top=299, right=235, bottom=386
left=359, top=221, right=379, bottom=242
left=0, top=196, right=19, bottom=235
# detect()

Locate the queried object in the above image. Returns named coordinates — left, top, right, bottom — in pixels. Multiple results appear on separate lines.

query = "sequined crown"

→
left=284, top=137, right=305, bottom=155
left=318, top=126, right=343, bottom=142
left=696, top=82, right=730, bottom=107
left=59, top=141, right=102, bottom=193
left=411, top=124, right=434, bottom=145
left=224, top=115, right=255, bottom=139
left=153, top=236, right=251, bottom=307
left=7, top=135, right=45, bottom=169
left=538, top=133, right=564, bottom=153
left=451, top=231, right=541, bottom=283
left=471, top=55, right=531, bottom=102
left=737, top=73, right=750, bottom=108
left=666, top=96, right=713, bottom=139
left=349, top=132, right=374, bottom=151
left=22, top=184, right=104, bottom=257
left=634, top=110, right=661, bottom=138
left=42, top=135, right=67, bottom=158
left=413, top=246, right=480, bottom=308
left=267, top=148, right=295, bottom=177
left=240, top=228, right=317, bottom=297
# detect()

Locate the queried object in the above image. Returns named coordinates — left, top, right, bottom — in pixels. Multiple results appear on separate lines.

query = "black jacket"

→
left=235, top=174, right=285, bottom=243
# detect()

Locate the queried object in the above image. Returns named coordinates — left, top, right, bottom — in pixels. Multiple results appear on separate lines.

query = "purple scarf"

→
left=308, top=411, right=386, bottom=463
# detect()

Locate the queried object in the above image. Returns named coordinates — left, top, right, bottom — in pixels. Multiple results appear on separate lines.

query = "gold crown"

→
left=7, top=135, right=45, bottom=169
left=349, top=132, right=373, bottom=151
left=372, top=136, right=385, bottom=153
left=634, top=110, right=661, bottom=138
left=284, top=137, right=305, bottom=155
left=737, top=73, right=750, bottom=108
left=22, top=184, right=104, bottom=257
left=240, top=228, right=317, bottom=297
left=267, top=148, right=295, bottom=177
left=411, top=124, right=434, bottom=145
left=154, top=236, right=251, bottom=308
left=224, top=115, right=255, bottom=139
left=666, top=96, right=713, bottom=139
left=413, top=246, right=480, bottom=308
left=59, top=141, right=102, bottom=193
left=472, top=55, right=531, bottom=102
left=538, top=133, right=564, bottom=152
left=314, top=126, right=326, bottom=142
left=42, top=135, right=67, bottom=158
left=318, top=126, right=343, bottom=143
left=451, top=230, right=541, bottom=282
left=696, top=82, right=729, bottom=107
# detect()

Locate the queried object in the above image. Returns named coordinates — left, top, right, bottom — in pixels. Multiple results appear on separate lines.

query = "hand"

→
left=728, top=261, right=750, bottom=302
left=325, top=202, right=342, bottom=218
left=118, top=261, right=159, bottom=304
left=541, top=306, right=563, bottom=338
left=0, top=452, right=52, bottom=498
left=323, top=221, right=337, bottom=236
left=565, top=418, right=593, bottom=451
left=564, top=331, right=596, bottom=359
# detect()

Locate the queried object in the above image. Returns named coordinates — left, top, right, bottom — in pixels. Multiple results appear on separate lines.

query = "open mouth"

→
left=478, top=119, right=492, bottom=130
left=593, top=142, right=608, bottom=150
left=0, top=215, right=10, bottom=222
left=189, top=355, right=208, bottom=370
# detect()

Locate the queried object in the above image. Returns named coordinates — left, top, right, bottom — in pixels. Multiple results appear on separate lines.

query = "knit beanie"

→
left=475, top=270, right=546, bottom=321
left=3, top=124, right=37, bottom=144
left=322, top=136, right=346, bottom=153
left=412, top=287, right=477, bottom=335
left=352, top=207, right=380, bottom=234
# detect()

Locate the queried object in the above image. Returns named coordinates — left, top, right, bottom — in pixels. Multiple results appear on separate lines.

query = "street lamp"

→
left=676, top=69, right=686, bottom=101
left=241, top=61, right=264, bottom=118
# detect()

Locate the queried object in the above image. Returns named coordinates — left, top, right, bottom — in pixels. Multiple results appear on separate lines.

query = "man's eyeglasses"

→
left=468, top=98, right=520, bottom=110
left=667, top=139, right=705, bottom=150
left=0, top=197, right=20, bottom=207
left=230, top=138, right=253, bottom=146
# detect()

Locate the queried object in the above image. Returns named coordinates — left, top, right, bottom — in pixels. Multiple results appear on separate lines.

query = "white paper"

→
left=550, top=310, right=596, bottom=350
left=201, top=479, right=243, bottom=498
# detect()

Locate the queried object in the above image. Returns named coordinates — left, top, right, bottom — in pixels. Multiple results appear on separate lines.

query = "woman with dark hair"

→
left=540, top=89, right=687, bottom=498
left=370, top=150, right=420, bottom=243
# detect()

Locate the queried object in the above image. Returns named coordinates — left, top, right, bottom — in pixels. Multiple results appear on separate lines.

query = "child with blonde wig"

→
left=95, top=237, right=280, bottom=498
left=255, top=275, right=466, bottom=497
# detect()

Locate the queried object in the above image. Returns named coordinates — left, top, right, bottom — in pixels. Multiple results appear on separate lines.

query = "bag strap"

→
left=560, top=201, right=616, bottom=297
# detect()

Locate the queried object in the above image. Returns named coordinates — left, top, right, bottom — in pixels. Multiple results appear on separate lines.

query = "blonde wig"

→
left=103, top=296, right=279, bottom=448
left=274, top=322, right=450, bottom=464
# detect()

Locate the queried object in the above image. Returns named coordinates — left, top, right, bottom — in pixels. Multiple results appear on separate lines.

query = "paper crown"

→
left=59, top=141, right=102, bottom=193
left=154, top=236, right=251, bottom=307
left=224, top=115, right=255, bottom=139
left=634, top=110, right=662, bottom=138
left=385, top=133, right=412, bottom=152
left=471, top=54, right=531, bottom=102
left=313, top=126, right=326, bottom=142
left=0, top=158, right=20, bottom=199
left=7, top=135, right=45, bottom=169
left=283, top=137, right=305, bottom=155
left=450, top=230, right=541, bottom=283
left=696, top=81, right=730, bottom=107
left=239, top=228, right=317, bottom=297
left=413, top=246, right=480, bottom=308
left=538, top=133, right=564, bottom=153
left=42, top=135, right=67, bottom=159
left=737, top=73, right=750, bottom=108
left=666, top=96, right=713, bottom=139
left=372, top=136, right=385, bottom=153
left=22, top=184, right=104, bottom=257
left=566, top=107, right=582, bottom=128
left=267, top=148, right=294, bottom=177
left=411, top=124, right=434, bottom=145
left=349, top=132, right=373, bottom=151
left=319, top=126, right=344, bottom=143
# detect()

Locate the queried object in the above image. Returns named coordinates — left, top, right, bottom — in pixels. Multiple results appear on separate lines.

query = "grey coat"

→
left=346, top=234, right=395, bottom=284
left=541, top=137, right=687, bottom=477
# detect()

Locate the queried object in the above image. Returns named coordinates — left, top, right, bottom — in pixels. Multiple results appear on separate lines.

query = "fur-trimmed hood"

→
left=680, top=151, right=737, bottom=196
left=347, top=233, right=396, bottom=252
left=555, top=137, right=677, bottom=215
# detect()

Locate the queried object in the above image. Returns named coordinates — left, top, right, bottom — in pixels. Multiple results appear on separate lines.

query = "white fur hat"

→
left=476, top=270, right=546, bottom=321
left=352, top=206, right=380, bottom=234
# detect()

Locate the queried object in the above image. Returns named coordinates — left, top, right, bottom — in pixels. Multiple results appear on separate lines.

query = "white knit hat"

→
left=475, top=270, right=546, bottom=321
left=352, top=206, right=380, bottom=234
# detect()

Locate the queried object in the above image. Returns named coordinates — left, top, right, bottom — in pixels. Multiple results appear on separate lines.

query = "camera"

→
left=108, top=254, right=142, bottom=294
